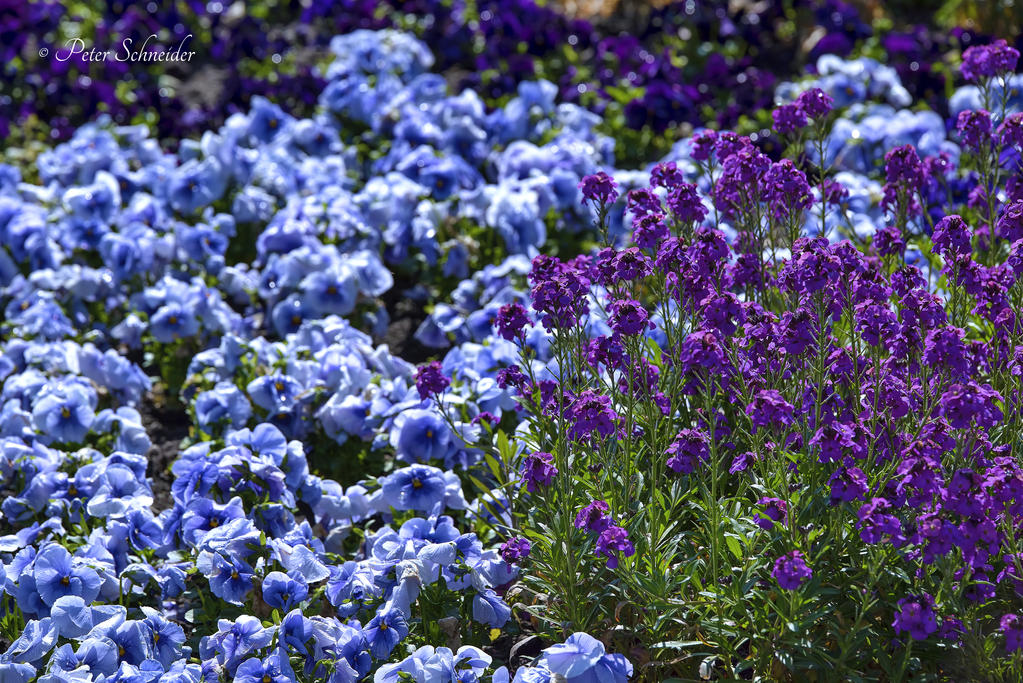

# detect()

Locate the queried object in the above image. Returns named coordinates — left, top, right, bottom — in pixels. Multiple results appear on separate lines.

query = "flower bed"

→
left=2, top=13, right=1023, bottom=683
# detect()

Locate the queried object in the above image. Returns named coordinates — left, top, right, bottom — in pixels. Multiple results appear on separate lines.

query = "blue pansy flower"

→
left=378, top=464, right=448, bottom=513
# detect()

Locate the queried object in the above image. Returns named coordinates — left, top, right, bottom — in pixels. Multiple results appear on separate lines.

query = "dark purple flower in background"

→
left=500, top=536, right=532, bottom=565
left=857, top=497, right=904, bottom=545
left=666, top=183, right=708, bottom=224
left=772, top=550, right=812, bottom=589
left=960, top=39, right=1019, bottom=82
left=893, top=593, right=938, bottom=641
left=575, top=500, right=611, bottom=533
left=940, top=382, right=1004, bottom=430
left=666, top=429, right=709, bottom=474
left=1001, top=614, right=1023, bottom=652
left=885, top=145, right=925, bottom=187
left=754, top=497, right=788, bottom=530
left=772, top=102, right=807, bottom=134
left=956, top=110, right=992, bottom=150
left=932, top=215, right=973, bottom=258
left=608, top=299, right=650, bottom=336
left=829, top=466, right=868, bottom=504
left=566, top=390, right=618, bottom=441
left=748, top=390, right=794, bottom=429
left=997, top=113, right=1023, bottom=148
left=415, top=361, right=450, bottom=400
left=596, top=525, right=634, bottom=569
left=495, top=302, right=531, bottom=341
left=579, top=172, right=619, bottom=206
left=796, top=87, right=834, bottom=118
left=521, top=451, right=558, bottom=492
left=650, top=161, right=684, bottom=189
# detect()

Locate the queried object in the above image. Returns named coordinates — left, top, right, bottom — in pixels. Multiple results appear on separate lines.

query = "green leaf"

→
left=725, top=534, right=743, bottom=559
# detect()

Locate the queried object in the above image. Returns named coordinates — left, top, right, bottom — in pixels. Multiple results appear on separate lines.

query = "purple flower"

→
left=627, top=188, right=662, bottom=216
left=854, top=302, right=899, bottom=347
left=810, top=421, right=857, bottom=463
left=595, top=525, right=634, bottom=569
left=499, top=537, right=532, bottom=565
left=772, top=102, right=808, bottom=134
left=747, top=390, right=794, bottom=429
left=521, top=452, right=558, bottom=492
left=575, top=500, right=611, bottom=533
left=495, top=302, right=531, bottom=341
left=828, top=466, right=868, bottom=504
left=530, top=255, right=591, bottom=331
left=856, top=498, right=904, bottom=545
left=931, top=215, right=973, bottom=258
left=761, top=159, right=812, bottom=219
left=678, top=330, right=726, bottom=375
left=1009, top=239, right=1023, bottom=277
left=778, top=237, right=842, bottom=295
left=1001, top=614, right=1023, bottom=652
left=701, top=293, right=744, bottom=337
left=996, top=200, right=1023, bottom=242
left=578, top=172, right=619, bottom=205
left=609, top=248, right=652, bottom=284
left=923, top=327, right=970, bottom=379
left=666, top=183, right=708, bottom=224
left=884, top=145, right=924, bottom=187
left=956, top=110, right=992, bottom=150
left=566, top=390, right=618, bottom=441
left=754, top=497, right=788, bottom=531
left=650, top=161, right=684, bottom=189
left=796, top=87, right=834, bottom=118
left=961, top=39, right=1019, bottom=81
left=939, top=382, right=1004, bottom=430
left=415, top=361, right=450, bottom=400
left=691, top=130, right=718, bottom=161
left=608, top=298, right=650, bottom=336
left=772, top=550, right=812, bottom=590
left=666, top=429, right=709, bottom=474
left=892, top=594, right=938, bottom=641
left=632, top=213, right=669, bottom=248
left=998, top=112, right=1023, bottom=148
left=874, top=224, right=906, bottom=257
